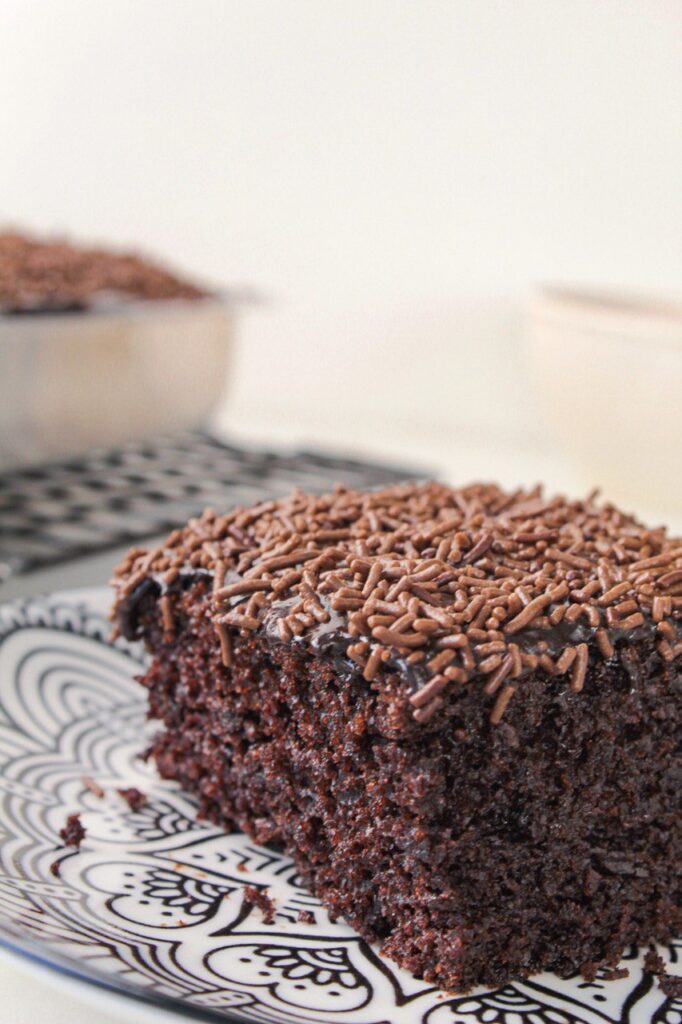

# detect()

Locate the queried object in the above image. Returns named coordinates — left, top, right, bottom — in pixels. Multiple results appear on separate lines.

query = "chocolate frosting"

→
left=112, top=482, right=682, bottom=724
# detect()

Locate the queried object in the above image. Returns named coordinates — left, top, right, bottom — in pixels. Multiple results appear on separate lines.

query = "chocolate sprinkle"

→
left=81, top=775, right=104, bottom=799
left=112, top=482, right=682, bottom=725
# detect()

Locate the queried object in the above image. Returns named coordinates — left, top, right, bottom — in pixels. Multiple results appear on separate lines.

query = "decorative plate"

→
left=0, top=588, right=678, bottom=1024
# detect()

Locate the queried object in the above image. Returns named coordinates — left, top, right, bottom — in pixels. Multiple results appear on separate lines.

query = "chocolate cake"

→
left=111, top=482, right=681, bottom=991
left=0, top=230, right=209, bottom=313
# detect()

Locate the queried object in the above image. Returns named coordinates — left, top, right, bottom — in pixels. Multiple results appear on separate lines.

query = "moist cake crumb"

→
left=59, top=813, right=86, bottom=849
left=243, top=885, right=275, bottom=924
left=659, top=973, right=682, bottom=999
left=0, top=230, right=209, bottom=313
left=118, top=787, right=148, bottom=811
left=644, top=949, right=666, bottom=975
left=297, top=910, right=315, bottom=924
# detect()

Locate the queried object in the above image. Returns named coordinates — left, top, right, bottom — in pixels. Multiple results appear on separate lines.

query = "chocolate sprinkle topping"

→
left=112, top=482, right=682, bottom=725
left=0, top=230, right=209, bottom=313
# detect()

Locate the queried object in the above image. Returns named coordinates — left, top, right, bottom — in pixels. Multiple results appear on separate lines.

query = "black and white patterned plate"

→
left=0, top=588, right=678, bottom=1024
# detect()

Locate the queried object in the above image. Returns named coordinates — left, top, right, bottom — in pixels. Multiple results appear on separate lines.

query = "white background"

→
left=1, top=0, right=681, bottom=468
left=0, top=3, right=681, bottom=1020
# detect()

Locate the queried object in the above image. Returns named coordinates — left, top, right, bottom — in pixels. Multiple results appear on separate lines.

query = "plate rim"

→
left=0, top=939, right=215, bottom=1024
left=0, top=930, right=251, bottom=1024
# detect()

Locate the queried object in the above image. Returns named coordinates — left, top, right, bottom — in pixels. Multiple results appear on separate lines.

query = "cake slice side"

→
left=120, top=569, right=681, bottom=991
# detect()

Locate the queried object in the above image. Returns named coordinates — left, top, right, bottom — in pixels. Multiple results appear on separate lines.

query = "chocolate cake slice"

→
left=112, top=482, right=681, bottom=991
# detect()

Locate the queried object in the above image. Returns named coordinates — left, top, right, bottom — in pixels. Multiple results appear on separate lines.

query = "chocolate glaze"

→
left=116, top=566, right=668, bottom=697
left=111, top=482, right=682, bottom=725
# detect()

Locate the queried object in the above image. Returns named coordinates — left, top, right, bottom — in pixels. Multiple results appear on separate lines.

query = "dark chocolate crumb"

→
left=236, top=862, right=247, bottom=873
left=49, top=859, right=61, bottom=878
left=297, top=909, right=315, bottom=924
left=59, top=813, right=86, bottom=849
left=659, top=973, right=682, bottom=999
left=113, top=481, right=682, bottom=727
left=115, top=485, right=682, bottom=993
left=0, top=230, right=209, bottom=313
left=645, top=949, right=666, bottom=975
left=644, top=949, right=682, bottom=997
left=243, top=885, right=275, bottom=924
left=579, top=961, right=598, bottom=982
left=118, top=787, right=148, bottom=811
left=601, top=966, right=630, bottom=981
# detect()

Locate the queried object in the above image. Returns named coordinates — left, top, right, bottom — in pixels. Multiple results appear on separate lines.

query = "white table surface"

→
left=0, top=945, right=189, bottom=1024
left=2, top=418, right=679, bottom=1023
left=0, top=956, right=127, bottom=1024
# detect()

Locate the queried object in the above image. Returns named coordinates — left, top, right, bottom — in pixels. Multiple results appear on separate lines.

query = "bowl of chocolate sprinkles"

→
left=529, top=286, right=682, bottom=522
left=0, top=230, right=239, bottom=467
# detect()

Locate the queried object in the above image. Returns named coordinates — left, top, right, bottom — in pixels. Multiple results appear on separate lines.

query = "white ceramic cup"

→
left=527, top=287, right=682, bottom=526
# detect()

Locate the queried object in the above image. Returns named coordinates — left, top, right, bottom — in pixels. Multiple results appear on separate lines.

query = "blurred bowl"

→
left=528, top=287, right=682, bottom=522
left=0, top=294, right=236, bottom=468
